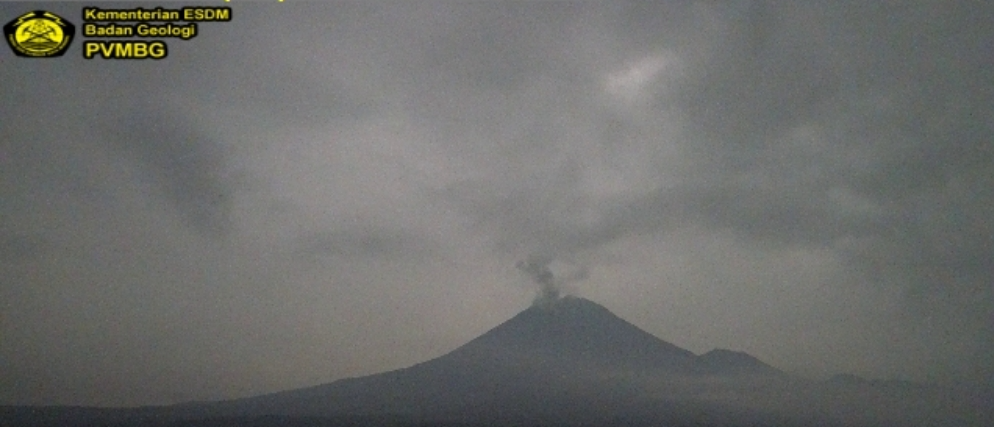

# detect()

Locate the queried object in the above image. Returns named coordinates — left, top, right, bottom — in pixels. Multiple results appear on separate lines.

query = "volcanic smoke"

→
left=516, top=255, right=589, bottom=307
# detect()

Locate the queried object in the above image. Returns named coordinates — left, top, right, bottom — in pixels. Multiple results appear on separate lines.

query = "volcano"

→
left=194, top=296, right=785, bottom=424
left=6, top=296, right=987, bottom=427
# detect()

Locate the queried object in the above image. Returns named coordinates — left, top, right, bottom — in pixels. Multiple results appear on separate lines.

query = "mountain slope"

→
left=200, top=296, right=783, bottom=424
left=695, top=348, right=784, bottom=376
left=449, top=296, right=698, bottom=371
left=4, top=296, right=989, bottom=426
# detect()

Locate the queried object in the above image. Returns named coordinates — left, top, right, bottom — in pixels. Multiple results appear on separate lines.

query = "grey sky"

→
left=1, top=1, right=991, bottom=406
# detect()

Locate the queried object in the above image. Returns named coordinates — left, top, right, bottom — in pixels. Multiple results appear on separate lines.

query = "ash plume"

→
left=517, top=255, right=559, bottom=305
left=516, top=255, right=589, bottom=307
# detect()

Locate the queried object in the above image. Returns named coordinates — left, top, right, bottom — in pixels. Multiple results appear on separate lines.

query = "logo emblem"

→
left=4, top=11, right=75, bottom=57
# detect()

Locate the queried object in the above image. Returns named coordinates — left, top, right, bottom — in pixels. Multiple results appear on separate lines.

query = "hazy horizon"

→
left=2, top=1, right=992, bottom=407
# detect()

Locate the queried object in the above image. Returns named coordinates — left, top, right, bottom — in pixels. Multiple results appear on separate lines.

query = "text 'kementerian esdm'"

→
left=82, top=7, right=230, bottom=60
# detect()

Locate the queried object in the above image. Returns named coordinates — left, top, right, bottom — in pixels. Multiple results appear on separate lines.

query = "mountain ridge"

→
left=189, top=295, right=789, bottom=423
left=2, top=295, right=989, bottom=426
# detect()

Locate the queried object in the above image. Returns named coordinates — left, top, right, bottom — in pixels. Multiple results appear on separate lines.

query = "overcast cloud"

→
left=1, top=1, right=991, bottom=406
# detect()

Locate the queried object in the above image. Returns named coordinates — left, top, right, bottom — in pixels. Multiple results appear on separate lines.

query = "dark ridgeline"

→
left=3, top=296, right=990, bottom=427
left=198, top=296, right=788, bottom=423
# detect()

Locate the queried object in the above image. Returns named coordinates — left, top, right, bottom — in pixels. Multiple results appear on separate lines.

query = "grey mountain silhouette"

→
left=5, top=296, right=987, bottom=426
left=452, top=296, right=698, bottom=370
left=199, top=296, right=785, bottom=424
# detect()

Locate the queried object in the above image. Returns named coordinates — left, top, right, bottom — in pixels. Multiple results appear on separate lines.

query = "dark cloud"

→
left=104, top=103, right=234, bottom=237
